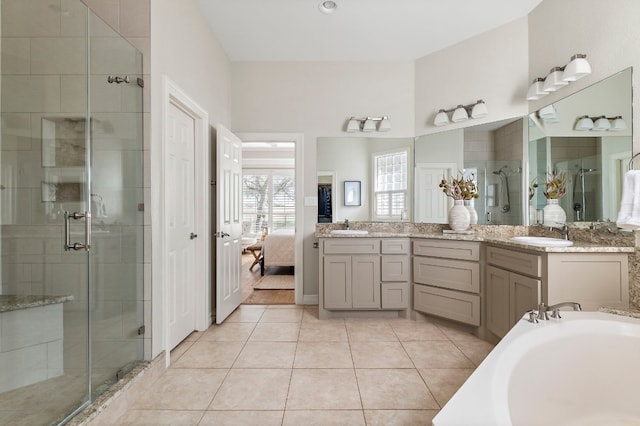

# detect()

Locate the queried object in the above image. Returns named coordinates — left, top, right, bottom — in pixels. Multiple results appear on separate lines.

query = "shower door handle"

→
left=64, top=211, right=92, bottom=252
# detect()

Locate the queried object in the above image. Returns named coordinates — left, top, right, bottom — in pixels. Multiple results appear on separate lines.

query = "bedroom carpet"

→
left=253, top=275, right=295, bottom=290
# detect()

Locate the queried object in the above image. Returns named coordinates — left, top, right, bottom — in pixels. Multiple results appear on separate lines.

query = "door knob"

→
left=190, top=232, right=198, bottom=240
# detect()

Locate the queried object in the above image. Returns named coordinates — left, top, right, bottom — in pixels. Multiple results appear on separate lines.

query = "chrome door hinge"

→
left=137, top=77, right=144, bottom=88
left=137, top=325, right=146, bottom=335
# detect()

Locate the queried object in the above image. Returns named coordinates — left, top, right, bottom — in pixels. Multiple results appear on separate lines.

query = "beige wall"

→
left=415, top=17, right=530, bottom=137
left=149, top=0, right=231, bottom=357
left=231, top=61, right=415, bottom=297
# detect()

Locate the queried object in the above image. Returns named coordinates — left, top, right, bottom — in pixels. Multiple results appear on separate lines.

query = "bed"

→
left=261, top=229, right=295, bottom=275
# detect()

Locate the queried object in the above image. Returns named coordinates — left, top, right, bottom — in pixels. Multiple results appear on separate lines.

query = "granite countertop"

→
left=315, top=231, right=635, bottom=253
left=0, top=295, right=74, bottom=313
left=599, top=306, right=640, bottom=319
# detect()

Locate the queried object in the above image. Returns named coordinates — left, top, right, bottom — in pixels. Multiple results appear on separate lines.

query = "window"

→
left=373, top=150, right=408, bottom=220
left=243, top=170, right=295, bottom=234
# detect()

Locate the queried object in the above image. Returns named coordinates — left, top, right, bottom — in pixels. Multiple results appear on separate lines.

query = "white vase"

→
left=464, top=200, right=478, bottom=225
left=448, top=200, right=471, bottom=231
left=543, top=198, right=566, bottom=226
left=529, top=201, right=537, bottom=225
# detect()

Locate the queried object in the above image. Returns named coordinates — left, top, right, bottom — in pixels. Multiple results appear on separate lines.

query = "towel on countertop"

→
left=616, top=170, right=640, bottom=230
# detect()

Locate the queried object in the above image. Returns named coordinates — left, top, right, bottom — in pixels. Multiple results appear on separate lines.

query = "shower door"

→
left=0, top=1, right=144, bottom=424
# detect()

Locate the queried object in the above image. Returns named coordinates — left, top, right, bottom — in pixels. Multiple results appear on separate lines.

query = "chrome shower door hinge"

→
left=137, top=325, right=146, bottom=335
left=137, top=78, right=144, bottom=88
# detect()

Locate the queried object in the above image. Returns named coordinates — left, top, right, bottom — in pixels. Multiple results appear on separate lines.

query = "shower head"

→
left=493, top=165, right=508, bottom=175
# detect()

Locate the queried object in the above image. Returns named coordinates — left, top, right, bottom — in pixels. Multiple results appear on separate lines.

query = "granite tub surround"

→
left=599, top=306, right=640, bottom=319
left=0, top=294, right=73, bottom=313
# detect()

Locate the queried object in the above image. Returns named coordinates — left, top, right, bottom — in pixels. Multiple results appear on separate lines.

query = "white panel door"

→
left=415, top=163, right=456, bottom=223
left=167, top=102, right=197, bottom=349
left=215, top=125, right=243, bottom=323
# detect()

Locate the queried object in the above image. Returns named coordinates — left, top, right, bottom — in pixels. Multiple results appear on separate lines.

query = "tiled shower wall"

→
left=0, top=0, right=151, bottom=361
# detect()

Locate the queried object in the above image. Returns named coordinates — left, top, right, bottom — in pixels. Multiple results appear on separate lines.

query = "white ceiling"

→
left=196, top=0, right=543, bottom=61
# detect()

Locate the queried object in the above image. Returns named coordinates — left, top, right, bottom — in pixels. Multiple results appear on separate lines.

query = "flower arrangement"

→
left=529, top=177, right=539, bottom=201
left=542, top=170, right=567, bottom=199
left=439, top=173, right=480, bottom=201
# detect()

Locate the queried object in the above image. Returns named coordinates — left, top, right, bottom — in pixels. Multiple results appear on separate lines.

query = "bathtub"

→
left=432, top=311, right=640, bottom=426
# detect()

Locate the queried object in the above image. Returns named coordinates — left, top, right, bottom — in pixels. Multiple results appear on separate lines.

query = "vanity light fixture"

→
left=433, top=100, right=488, bottom=127
left=526, top=54, right=591, bottom=101
left=574, top=115, right=626, bottom=132
left=542, top=67, right=569, bottom=92
left=346, top=116, right=391, bottom=132
left=562, top=54, right=591, bottom=82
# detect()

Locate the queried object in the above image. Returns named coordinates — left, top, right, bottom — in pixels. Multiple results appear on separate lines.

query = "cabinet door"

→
left=486, top=265, right=511, bottom=339
left=509, top=273, right=540, bottom=326
left=352, top=255, right=381, bottom=309
left=323, top=255, right=352, bottom=309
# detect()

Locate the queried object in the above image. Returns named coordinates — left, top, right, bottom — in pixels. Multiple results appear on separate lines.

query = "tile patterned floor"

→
left=115, top=305, right=494, bottom=425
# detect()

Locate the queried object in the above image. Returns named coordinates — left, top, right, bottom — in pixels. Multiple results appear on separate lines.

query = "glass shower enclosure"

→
left=0, top=1, right=144, bottom=424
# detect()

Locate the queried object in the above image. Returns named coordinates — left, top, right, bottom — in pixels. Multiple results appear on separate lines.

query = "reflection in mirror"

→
left=528, top=67, right=632, bottom=224
left=316, top=137, right=414, bottom=222
left=415, top=117, right=526, bottom=225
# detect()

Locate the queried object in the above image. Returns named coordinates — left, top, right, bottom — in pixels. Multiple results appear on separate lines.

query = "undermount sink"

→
left=510, top=236, right=574, bottom=247
left=330, top=229, right=369, bottom=235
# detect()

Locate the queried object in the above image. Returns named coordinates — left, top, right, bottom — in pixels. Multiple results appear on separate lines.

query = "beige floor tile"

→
left=402, top=341, right=475, bottom=369
left=200, top=410, right=283, bottom=425
left=350, top=341, right=414, bottom=368
left=133, top=369, right=227, bottom=410
left=183, top=330, right=205, bottom=342
left=170, top=340, right=194, bottom=364
left=233, top=342, right=297, bottom=368
left=287, top=369, right=361, bottom=409
left=172, top=340, right=244, bottom=369
left=293, top=342, right=353, bottom=368
left=388, top=319, right=449, bottom=341
left=249, top=322, right=301, bottom=341
left=302, top=306, right=320, bottom=322
left=356, top=369, right=439, bottom=410
left=283, top=409, right=366, bottom=425
left=346, top=320, right=398, bottom=342
left=433, top=321, right=479, bottom=343
left=200, top=322, right=256, bottom=341
left=242, top=304, right=268, bottom=309
left=115, top=409, right=204, bottom=425
left=260, top=308, right=304, bottom=323
left=266, top=304, right=300, bottom=309
left=298, top=322, right=348, bottom=342
left=209, top=369, right=291, bottom=410
left=453, top=339, right=495, bottom=366
left=419, top=368, right=474, bottom=407
left=364, top=409, right=439, bottom=425
left=226, top=306, right=265, bottom=323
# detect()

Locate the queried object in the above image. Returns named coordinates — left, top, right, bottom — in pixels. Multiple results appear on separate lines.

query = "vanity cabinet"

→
left=485, top=245, right=629, bottom=339
left=412, top=239, right=481, bottom=326
left=320, top=238, right=410, bottom=315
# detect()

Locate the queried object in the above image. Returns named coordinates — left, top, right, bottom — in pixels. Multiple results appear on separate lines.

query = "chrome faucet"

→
left=344, top=219, right=350, bottom=230
left=548, top=223, right=570, bottom=240
left=527, top=301, right=582, bottom=323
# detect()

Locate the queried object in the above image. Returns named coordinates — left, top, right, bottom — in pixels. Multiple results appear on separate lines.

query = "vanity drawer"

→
left=381, top=282, right=410, bottom=309
left=414, top=284, right=480, bottom=326
left=323, top=238, right=380, bottom=254
left=413, top=239, right=480, bottom=261
left=413, top=257, right=480, bottom=293
left=381, top=255, right=410, bottom=282
left=381, top=239, right=410, bottom=254
left=486, top=245, right=541, bottom=277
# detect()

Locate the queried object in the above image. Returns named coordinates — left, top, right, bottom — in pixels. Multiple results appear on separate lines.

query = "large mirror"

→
left=528, top=67, right=632, bottom=224
left=414, top=117, right=527, bottom=225
left=316, top=137, right=414, bottom=222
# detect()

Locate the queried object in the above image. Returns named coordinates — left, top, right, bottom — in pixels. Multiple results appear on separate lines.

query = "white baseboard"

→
left=301, top=294, right=319, bottom=305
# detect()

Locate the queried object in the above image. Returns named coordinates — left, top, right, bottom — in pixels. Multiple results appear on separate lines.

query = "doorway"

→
left=238, top=134, right=304, bottom=305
